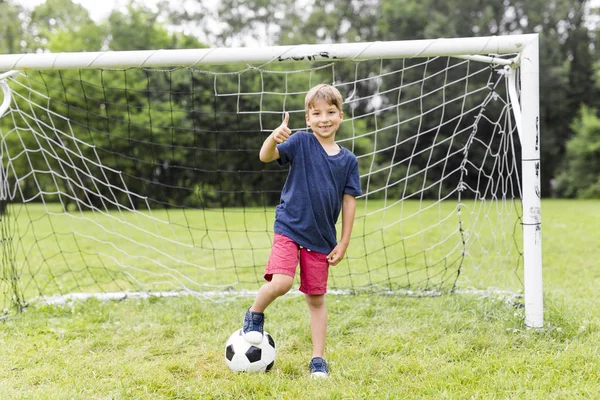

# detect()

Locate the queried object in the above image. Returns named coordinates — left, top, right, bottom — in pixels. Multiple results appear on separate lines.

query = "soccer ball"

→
left=225, top=329, right=276, bottom=373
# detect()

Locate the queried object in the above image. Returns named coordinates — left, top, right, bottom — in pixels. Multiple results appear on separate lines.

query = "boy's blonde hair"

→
left=305, top=84, right=343, bottom=113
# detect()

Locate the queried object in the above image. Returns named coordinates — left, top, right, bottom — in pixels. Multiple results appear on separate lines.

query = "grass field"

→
left=3, top=197, right=524, bottom=305
left=0, top=199, right=599, bottom=398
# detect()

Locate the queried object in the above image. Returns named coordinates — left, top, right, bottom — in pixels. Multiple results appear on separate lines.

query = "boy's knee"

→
left=270, top=274, right=294, bottom=296
left=305, top=294, right=325, bottom=308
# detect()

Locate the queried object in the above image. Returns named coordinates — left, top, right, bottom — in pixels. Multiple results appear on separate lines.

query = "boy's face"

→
left=305, top=99, right=343, bottom=141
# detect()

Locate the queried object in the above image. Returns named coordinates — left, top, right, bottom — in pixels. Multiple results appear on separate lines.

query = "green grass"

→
left=0, top=199, right=599, bottom=398
left=5, top=198, right=524, bottom=304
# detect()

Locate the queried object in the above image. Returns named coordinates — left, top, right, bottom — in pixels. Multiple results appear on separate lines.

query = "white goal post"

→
left=0, top=35, right=542, bottom=327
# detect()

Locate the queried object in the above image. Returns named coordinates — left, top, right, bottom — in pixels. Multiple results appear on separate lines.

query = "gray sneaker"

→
left=309, top=357, right=329, bottom=378
left=242, top=308, right=264, bottom=344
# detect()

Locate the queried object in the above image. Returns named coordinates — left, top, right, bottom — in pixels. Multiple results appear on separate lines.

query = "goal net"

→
left=0, top=36, right=543, bottom=326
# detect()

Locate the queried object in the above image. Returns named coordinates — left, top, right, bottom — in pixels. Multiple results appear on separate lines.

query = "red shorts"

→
left=265, top=233, right=329, bottom=295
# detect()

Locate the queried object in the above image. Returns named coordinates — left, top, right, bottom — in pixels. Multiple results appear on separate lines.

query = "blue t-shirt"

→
left=274, top=131, right=362, bottom=254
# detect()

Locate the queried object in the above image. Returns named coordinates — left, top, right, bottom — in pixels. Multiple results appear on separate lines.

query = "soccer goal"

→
left=0, top=35, right=542, bottom=327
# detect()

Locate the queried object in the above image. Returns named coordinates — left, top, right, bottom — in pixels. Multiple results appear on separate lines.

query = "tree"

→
left=4, top=0, right=597, bottom=203
left=0, top=1, right=25, bottom=54
left=2, top=1, right=226, bottom=209
left=107, top=3, right=173, bottom=51
left=175, top=0, right=598, bottom=198
left=28, top=0, right=104, bottom=52
left=556, top=106, right=600, bottom=198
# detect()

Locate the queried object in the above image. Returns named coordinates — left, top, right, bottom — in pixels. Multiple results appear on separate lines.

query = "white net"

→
left=0, top=51, right=524, bottom=310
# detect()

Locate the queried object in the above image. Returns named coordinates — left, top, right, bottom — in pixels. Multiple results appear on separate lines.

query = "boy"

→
left=242, top=84, right=362, bottom=377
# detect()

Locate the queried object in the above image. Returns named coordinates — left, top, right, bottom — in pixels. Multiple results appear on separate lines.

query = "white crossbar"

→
left=0, top=35, right=536, bottom=71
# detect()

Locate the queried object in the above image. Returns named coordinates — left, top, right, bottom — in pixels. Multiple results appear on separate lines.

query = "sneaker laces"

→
left=310, top=357, right=329, bottom=374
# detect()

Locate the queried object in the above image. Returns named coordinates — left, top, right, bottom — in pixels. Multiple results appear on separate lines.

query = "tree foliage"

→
left=0, top=1, right=25, bottom=54
left=556, top=106, right=600, bottom=198
left=1, top=0, right=598, bottom=204
left=199, top=0, right=599, bottom=197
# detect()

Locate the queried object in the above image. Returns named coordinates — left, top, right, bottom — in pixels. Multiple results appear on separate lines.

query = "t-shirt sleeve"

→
left=276, top=132, right=301, bottom=166
left=345, top=157, right=362, bottom=197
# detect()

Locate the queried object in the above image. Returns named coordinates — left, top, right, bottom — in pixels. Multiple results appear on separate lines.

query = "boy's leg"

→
left=243, top=274, right=293, bottom=344
left=243, top=233, right=299, bottom=343
left=251, top=274, right=294, bottom=313
left=305, top=293, right=327, bottom=358
left=306, top=293, right=330, bottom=377
left=299, top=247, right=330, bottom=376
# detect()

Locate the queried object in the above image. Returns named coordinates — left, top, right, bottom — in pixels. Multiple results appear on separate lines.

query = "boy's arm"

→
left=327, top=193, right=357, bottom=266
left=259, top=112, right=290, bottom=163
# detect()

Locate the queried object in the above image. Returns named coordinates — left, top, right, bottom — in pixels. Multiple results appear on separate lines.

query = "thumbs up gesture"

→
left=271, top=112, right=291, bottom=144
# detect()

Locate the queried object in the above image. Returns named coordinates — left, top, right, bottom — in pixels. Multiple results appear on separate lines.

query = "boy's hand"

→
left=272, top=112, right=291, bottom=143
left=327, top=242, right=348, bottom=266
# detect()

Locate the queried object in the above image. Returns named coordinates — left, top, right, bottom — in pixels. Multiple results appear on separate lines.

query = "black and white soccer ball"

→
left=225, top=329, right=276, bottom=373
